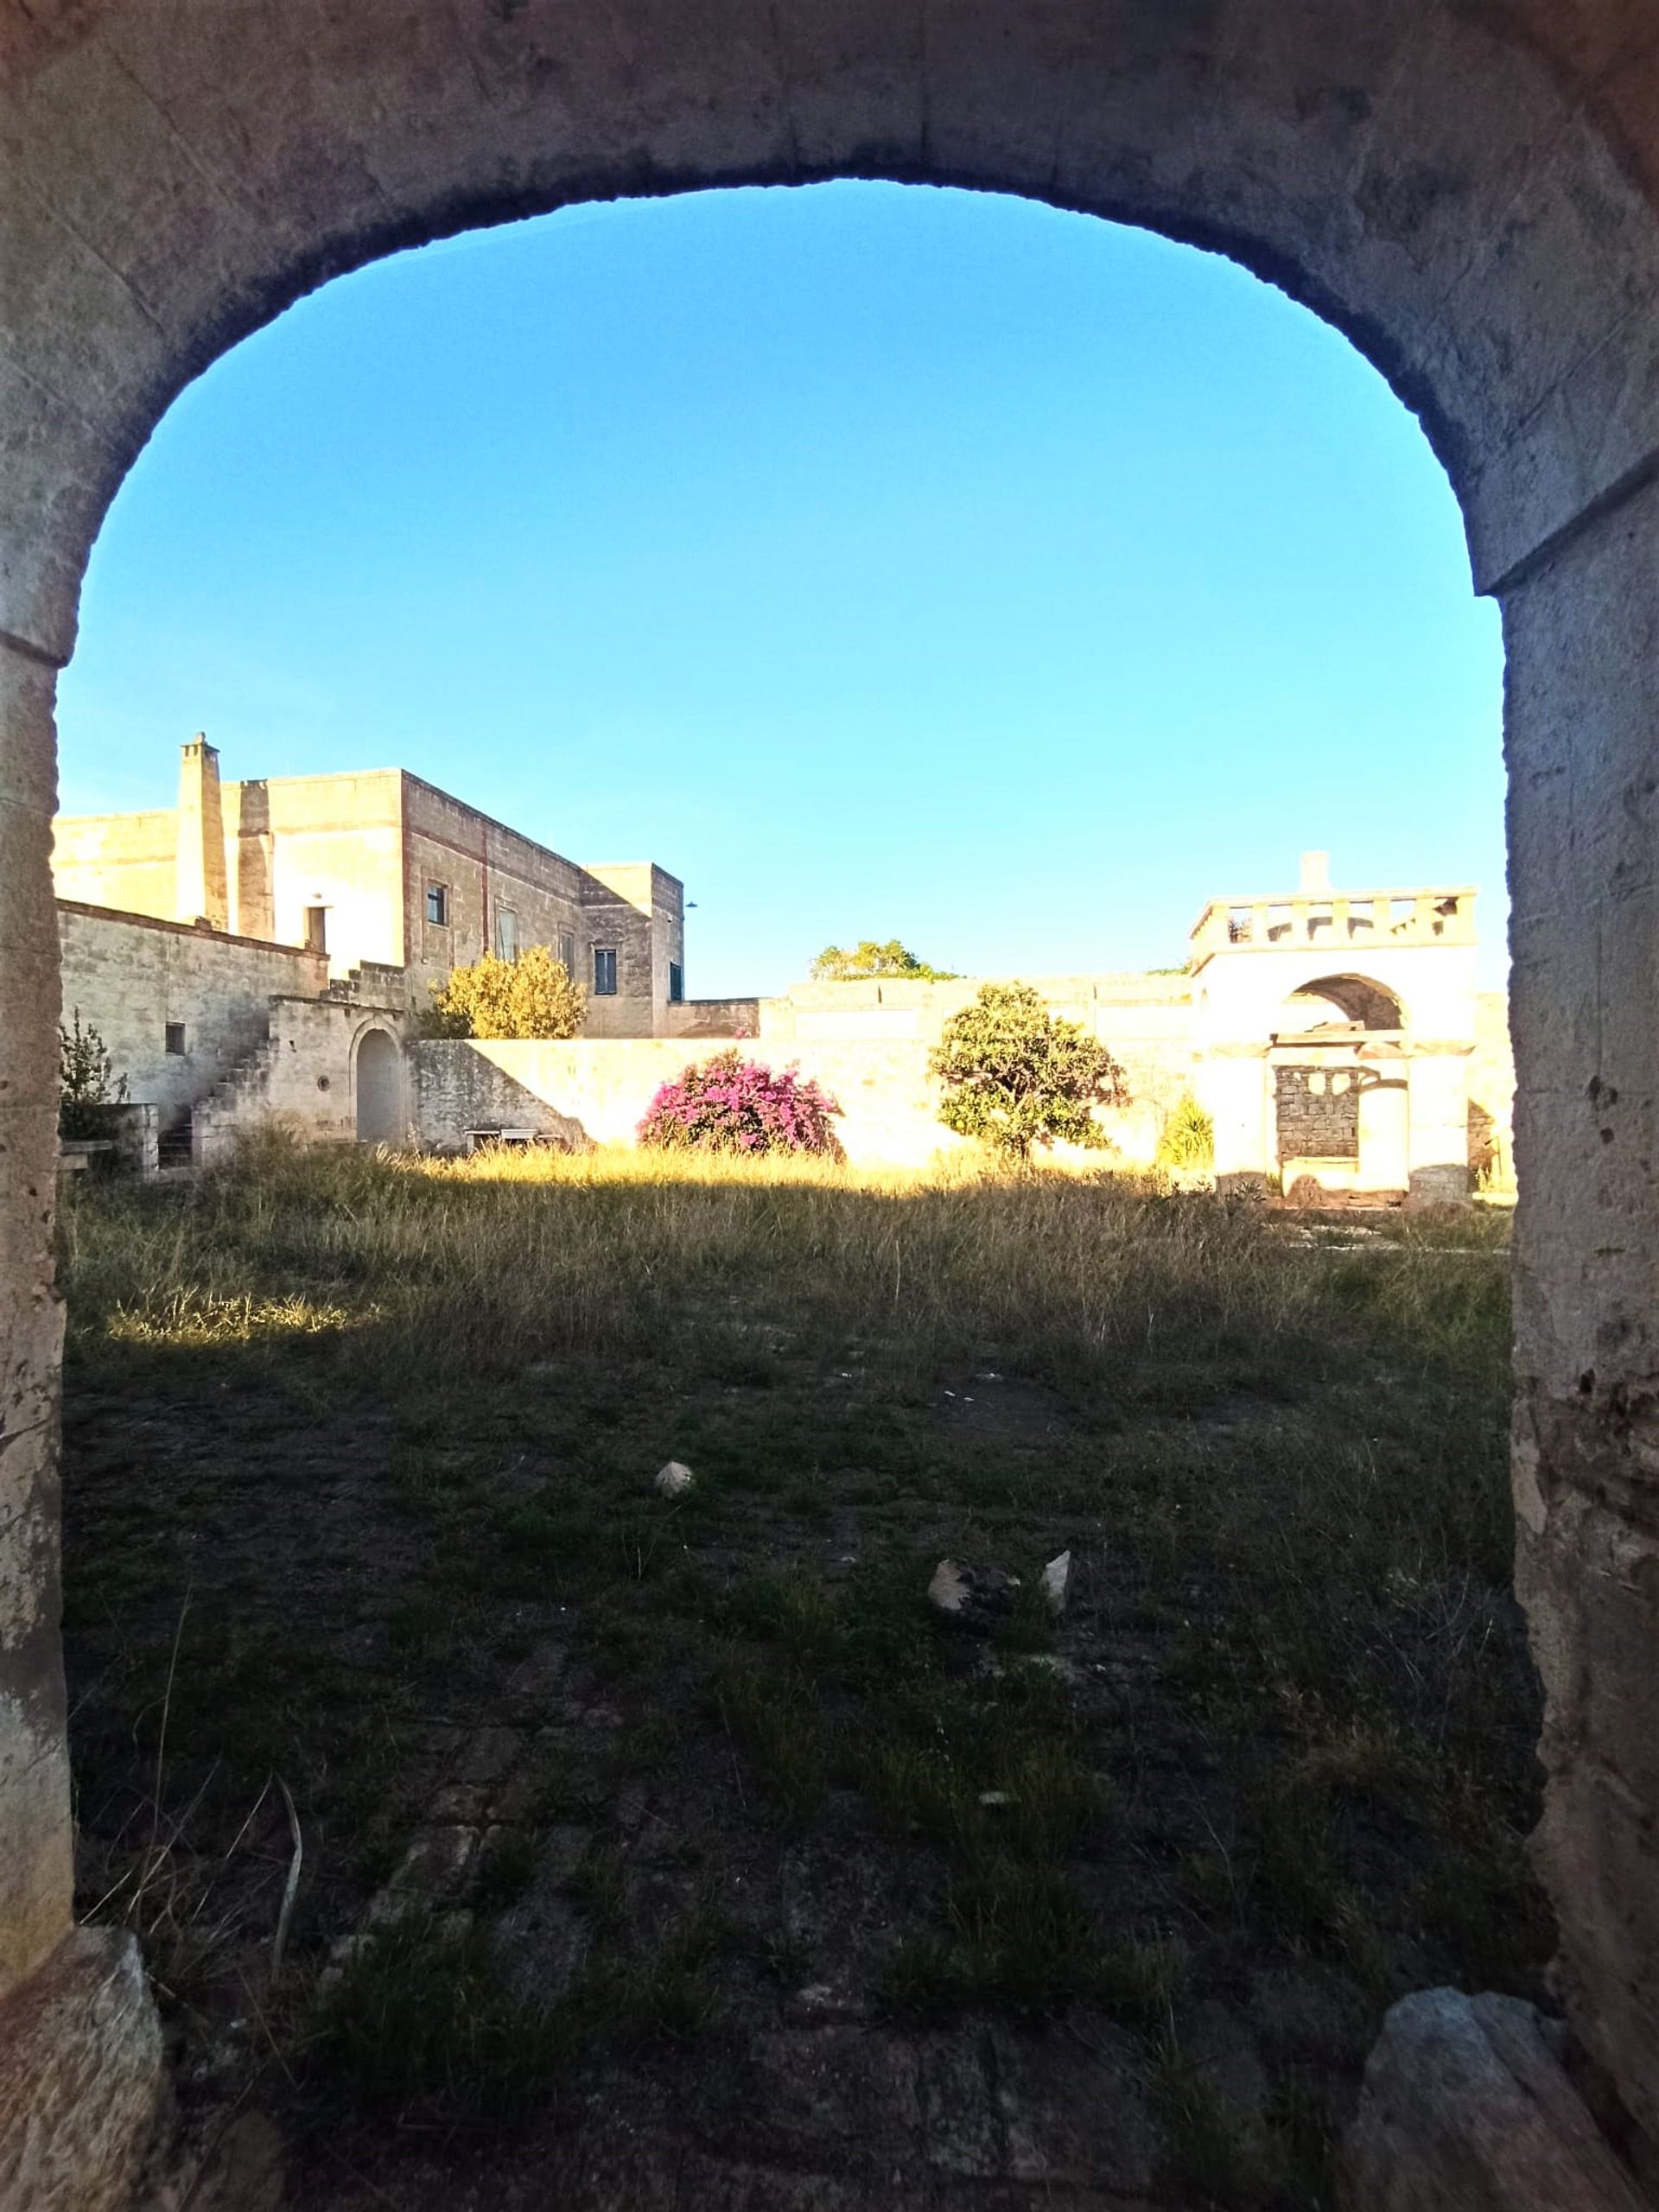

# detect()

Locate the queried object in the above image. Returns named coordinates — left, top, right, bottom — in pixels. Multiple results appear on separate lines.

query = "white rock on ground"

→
left=1040, top=1550, right=1071, bottom=1615
left=927, top=1559, right=1020, bottom=1628
left=655, top=1460, right=695, bottom=1497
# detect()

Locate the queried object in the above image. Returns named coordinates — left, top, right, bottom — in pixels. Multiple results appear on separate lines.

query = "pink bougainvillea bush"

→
left=637, top=1049, right=844, bottom=1158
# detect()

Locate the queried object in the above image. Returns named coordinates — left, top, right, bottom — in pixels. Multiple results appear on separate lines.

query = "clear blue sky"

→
left=57, top=181, right=1505, bottom=997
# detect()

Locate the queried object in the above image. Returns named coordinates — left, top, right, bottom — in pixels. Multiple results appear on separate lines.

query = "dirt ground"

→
left=58, top=1154, right=1545, bottom=2209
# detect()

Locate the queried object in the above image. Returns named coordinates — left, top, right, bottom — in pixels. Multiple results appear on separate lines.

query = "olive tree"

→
left=930, top=982, right=1125, bottom=1162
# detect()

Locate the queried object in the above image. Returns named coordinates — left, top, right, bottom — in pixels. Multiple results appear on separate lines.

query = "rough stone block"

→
left=0, top=1927, right=164, bottom=2212
left=1344, top=1989, right=1651, bottom=2209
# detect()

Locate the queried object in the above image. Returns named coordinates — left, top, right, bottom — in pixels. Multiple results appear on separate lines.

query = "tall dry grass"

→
left=60, top=1132, right=1506, bottom=1398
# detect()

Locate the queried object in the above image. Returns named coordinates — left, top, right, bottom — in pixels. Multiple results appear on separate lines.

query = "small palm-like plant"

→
left=1155, top=1092, right=1215, bottom=1174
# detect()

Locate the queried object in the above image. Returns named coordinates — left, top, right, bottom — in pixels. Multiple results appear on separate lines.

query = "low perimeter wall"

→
left=409, top=1037, right=1173, bottom=1168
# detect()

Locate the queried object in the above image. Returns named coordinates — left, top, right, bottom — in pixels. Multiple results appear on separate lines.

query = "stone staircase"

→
left=157, top=1023, right=281, bottom=1171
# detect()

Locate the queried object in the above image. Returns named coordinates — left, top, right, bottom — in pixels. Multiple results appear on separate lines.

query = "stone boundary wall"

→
left=57, top=901, right=329, bottom=1124
left=410, top=1035, right=1176, bottom=1169
left=666, top=997, right=762, bottom=1039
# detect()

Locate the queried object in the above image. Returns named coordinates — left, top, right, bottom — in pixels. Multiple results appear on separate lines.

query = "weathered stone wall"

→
left=1504, top=471, right=1659, bottom=2145
left=750, top=975, right=1201, bottom=1158
left=410, top=1033, right=1171, bottom=1170
left=194, top=999, right=408, bottom=1162
left=226, top=770, right=407, bottom=968
left=668, top=996, right=763, bottom=1039
left=57, top=901, right=328, bottom=1125
left=1274, top=1065, right=1363, bottom=1161
left=402, top=772, right=585, bottom=995
left=667, top=971, right=1513, bottom=1184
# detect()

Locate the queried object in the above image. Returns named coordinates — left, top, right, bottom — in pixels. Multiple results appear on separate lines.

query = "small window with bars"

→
left=668, top=962, right=684, bottom=1004
left=494, top=906, right=518, bottom=960
left=593, top=946, right=618, bottom=996
left=164, top=1022, right=187, bottom=1056
left=425, top=883, right=449, bottom=927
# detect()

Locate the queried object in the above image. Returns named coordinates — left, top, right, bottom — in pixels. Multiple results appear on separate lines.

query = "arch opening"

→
left=1279, top=974, right=1408, bottom=1034
left=354, top=1027, right=403, bottom=1146
left=41, top=179, right=1525, bottom=2196
left=5, top=5, right=1659, bottom=2198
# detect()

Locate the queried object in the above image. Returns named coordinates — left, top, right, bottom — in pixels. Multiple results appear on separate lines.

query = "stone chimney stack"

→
left=1299, top=849, right=1332, bottom=896
left=176, top=734, right=228, bottom=930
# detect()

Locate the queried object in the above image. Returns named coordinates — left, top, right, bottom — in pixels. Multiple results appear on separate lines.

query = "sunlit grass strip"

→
left=105, top=1288, right=355, bottom=1345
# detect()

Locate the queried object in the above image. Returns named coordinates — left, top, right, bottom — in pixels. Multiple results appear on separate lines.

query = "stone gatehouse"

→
left=51, top=736, right=690, bottom=1164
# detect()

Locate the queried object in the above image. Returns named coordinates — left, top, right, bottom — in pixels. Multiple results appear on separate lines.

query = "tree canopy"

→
left=810, top=938, right=957, bottom=982
left=929, top=982, right=1126, bottom=1160
left=425, top=944, right=586, bottom=1040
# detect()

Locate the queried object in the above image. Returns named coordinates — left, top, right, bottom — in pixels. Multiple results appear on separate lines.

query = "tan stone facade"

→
left=53, top=740, right=684, bottom=1035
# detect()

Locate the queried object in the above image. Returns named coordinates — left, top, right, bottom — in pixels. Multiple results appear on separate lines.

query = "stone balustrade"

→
left=1190, top=888, right=1478, bottom=960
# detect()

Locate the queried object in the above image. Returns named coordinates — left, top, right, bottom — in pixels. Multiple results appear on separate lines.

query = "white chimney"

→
left=1300, top=849, right=1331, bottom=896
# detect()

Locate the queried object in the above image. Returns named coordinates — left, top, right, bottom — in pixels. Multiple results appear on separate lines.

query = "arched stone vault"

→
left=5, top=1, right=1659, bottom=2195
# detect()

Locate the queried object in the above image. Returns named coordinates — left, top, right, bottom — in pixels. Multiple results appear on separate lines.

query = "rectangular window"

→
left=494, top=906, right=518, bottom=960
left=164, top=1022, right=187, bottom=1056
left=558, top=931, right=575, bottom=976
left=425, top=883, right=449, bottom=927
left=304, top=905, right=327, bottom=955
left=668, top=962, right=684, bottom=1004
left=593, top=946, right=618, bottom=996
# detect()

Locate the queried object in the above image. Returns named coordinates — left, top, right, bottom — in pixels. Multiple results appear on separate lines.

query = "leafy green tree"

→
left=810, top=938, right=958, bottom=981
left=929, top=982, right=1125, bottom=1161
left=425, top=944, right=586, bottom=1039
left=59, top=1009, right=128, bottom=1139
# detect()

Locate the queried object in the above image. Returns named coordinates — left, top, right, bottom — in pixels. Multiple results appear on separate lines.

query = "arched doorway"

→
left=353, top=1027, right=402, bottom=1147
left=1271, top=976, right=1413, bottom=1198
left=5, top=5, right=1659, bottom=2196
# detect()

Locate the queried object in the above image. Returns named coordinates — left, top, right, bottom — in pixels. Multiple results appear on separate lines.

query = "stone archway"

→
left=1282, top=974, right=1408, bottom=1034
left=5, top=6, right=1659, bottom=2200
left=353, top=1027, right=403, bottom=1147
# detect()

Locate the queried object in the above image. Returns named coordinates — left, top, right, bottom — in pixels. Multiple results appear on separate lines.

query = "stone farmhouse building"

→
left=52, top=746, right=1510, bottom=1200
left=52, top=736, right=687, bottom=1161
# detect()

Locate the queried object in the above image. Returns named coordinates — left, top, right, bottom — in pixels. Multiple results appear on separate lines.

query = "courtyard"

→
left=60, top=1144, right=1540, bottom=2208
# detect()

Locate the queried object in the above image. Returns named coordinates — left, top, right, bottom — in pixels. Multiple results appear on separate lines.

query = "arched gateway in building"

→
left=353, top=1027, right=403, bottom=1147
left=5, top=7, right=1659, bottom=2202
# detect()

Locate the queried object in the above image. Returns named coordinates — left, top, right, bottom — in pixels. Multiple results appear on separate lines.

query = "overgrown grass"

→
left=58, top=1139, right=1539, bottom=2199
